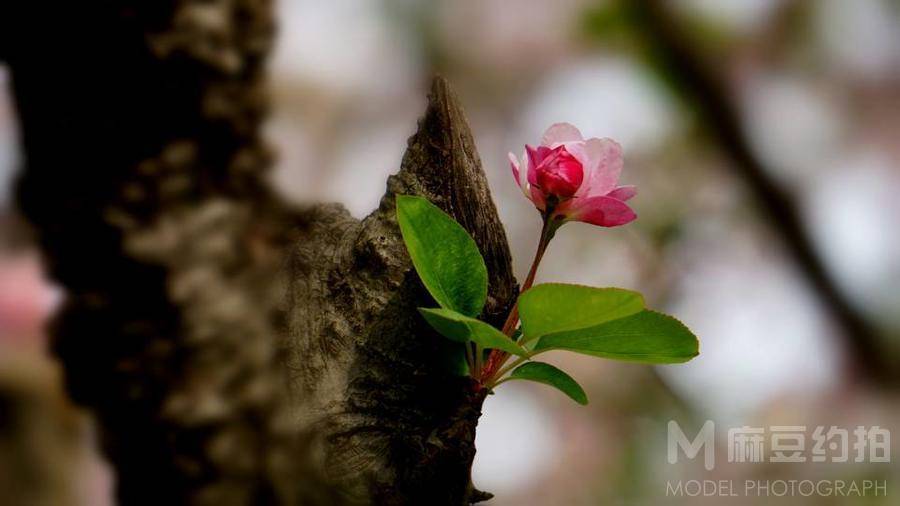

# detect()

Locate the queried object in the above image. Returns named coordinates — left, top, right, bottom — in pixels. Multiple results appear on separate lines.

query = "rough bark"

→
left=3, top=1, right=514, bottom=505
left=5, top=1, right=324, bottom=504
left=286, top=77, right=517, bottom=505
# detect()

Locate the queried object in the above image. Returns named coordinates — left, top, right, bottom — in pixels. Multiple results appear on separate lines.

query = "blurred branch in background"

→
left=0, top=355, right=107, bottom=506
left=585, top=0, right=897, bottom=387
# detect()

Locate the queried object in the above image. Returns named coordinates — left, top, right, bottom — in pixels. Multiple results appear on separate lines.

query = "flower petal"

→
left=529, top=186, right=547, bottom=211
left=508, top=152, right=522, bottom=186
left=575, top=138, right=623, bottom=198
left=534, top=146, right=584, bottom=198
left=541, top=122, right=583, bottom=147
left=520, top=150, right=529, bottom=185
left=557, top=196, right=636, bottom=227
left=526, top=144, right=554, bottom=185
left=509, top=151, right=533, bottom=201
left=607, top=185, right=636, bottom=202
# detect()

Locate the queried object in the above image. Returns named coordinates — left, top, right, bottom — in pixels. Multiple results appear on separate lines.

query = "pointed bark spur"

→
left=6, top=1, right=515, bottom=502
left=287, top=78, right=516, bottom=504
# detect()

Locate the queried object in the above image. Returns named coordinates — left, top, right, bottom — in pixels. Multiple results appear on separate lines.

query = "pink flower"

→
left=509, top=123, right=636, bottom=227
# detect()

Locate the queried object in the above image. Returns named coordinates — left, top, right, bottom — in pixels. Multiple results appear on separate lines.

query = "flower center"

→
left=535, top=146, right=583, bottom=198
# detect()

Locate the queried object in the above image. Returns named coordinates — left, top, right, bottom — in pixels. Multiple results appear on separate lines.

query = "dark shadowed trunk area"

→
left=1, top=1, right=513, bottom=504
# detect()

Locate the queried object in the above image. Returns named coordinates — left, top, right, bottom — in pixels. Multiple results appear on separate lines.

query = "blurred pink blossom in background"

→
left=0, top=253, right=59, bottom=350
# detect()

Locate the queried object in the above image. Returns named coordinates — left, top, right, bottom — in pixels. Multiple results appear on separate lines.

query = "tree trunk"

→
left=2, top=1, right=513, bottom=504
left=285, top=77, right=515, bottom=505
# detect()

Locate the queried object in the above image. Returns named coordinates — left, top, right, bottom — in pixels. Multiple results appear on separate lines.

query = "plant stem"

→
left=490, top=377, right=513, bottom=388
left=500, top=217, right=554, bottom=336
left=489, top=355, right=529, bottom=386
left=474, top=343, right=483, bottom=379
left=481, top=216, right=557, bottom=383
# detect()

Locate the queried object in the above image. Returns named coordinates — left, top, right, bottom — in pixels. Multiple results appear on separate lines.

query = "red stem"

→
left=481, top=217, right=555, bottom=382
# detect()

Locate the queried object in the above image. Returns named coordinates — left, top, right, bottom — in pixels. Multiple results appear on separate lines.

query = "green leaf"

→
left=533, top=310, right=699, bottom=364
left=419, top=307, right=528, bottom=357
left=508, top=362, right=588, bottom=405
left=418, top=307, right=470, bottom=342
left=438, top=340, right=470, bottom=376
left=518, top=283, right=645, bottom=340
left=396, top=195, right=487, bottom=317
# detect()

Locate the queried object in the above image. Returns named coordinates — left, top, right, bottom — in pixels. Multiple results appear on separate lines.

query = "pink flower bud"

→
left=508, top=123, right=637, bottom=228
left=528, top=145, right=583, bottom=198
